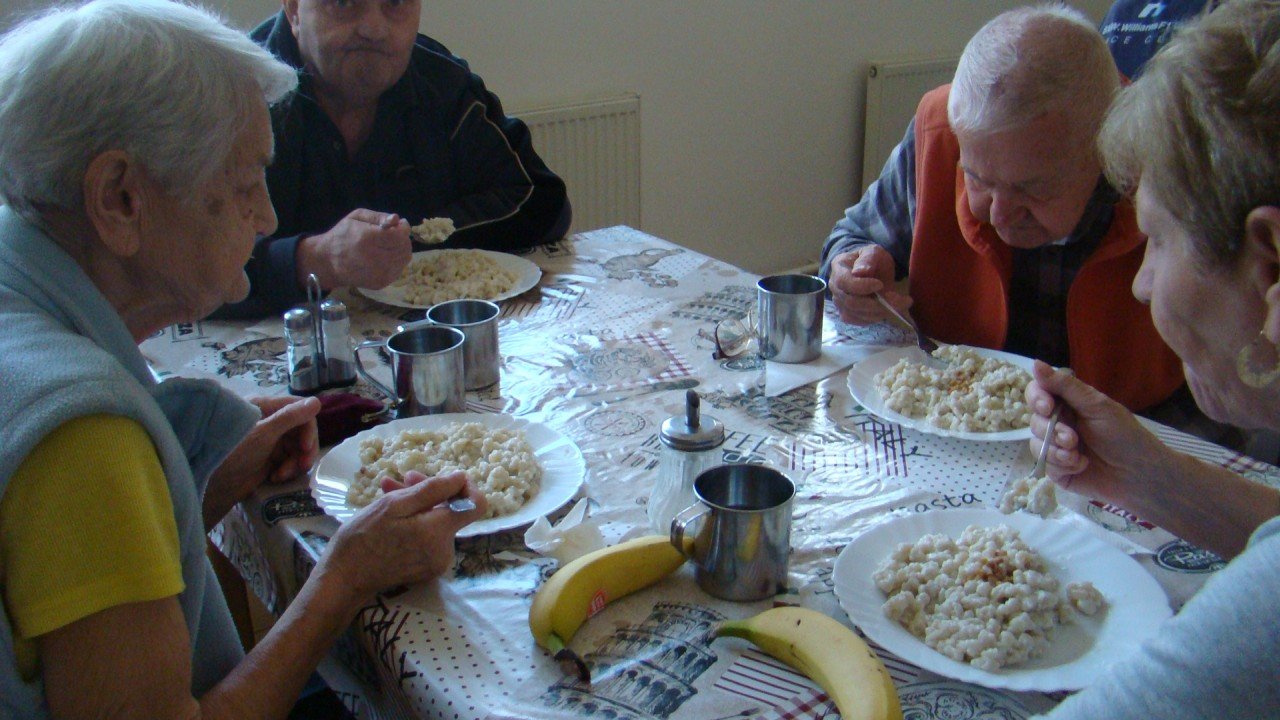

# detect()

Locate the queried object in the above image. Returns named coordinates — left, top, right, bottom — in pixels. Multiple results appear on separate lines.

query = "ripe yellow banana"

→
left=528, top=535, right=686, bottom=682
left=716, top=606, right=902, bottom=720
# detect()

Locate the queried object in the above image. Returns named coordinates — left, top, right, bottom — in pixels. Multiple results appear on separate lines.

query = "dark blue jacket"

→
left=216, top=11, right=570, bottom=318
left=1101, top=0, right=1215, bottom=79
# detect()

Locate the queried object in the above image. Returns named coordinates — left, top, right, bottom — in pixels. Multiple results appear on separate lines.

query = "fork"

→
left=998, top=404, right=1063, bottom=515
left=448, top=495, right=478, bottom=513
left=1029, top=404, right=1064, bottom=481
left=872, top=291, right=948, bottom=367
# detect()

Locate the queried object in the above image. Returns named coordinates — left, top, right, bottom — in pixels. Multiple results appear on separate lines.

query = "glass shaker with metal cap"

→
left=648, top=389, right=725, bottom=535
left=284, top=307, right=321, bottom=395
left=319, top=297, right=357, bottom=388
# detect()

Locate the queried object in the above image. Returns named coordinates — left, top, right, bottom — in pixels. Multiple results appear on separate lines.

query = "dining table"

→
left=140, top=225, right=1280, bottom=720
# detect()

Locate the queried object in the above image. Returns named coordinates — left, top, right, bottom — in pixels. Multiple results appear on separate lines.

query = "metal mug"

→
left=757, top=273, right=826, bottom=363
left=423, top=299, right=501, bottom=390
left=354, top=325, right=466, bottom=417
left=670, top=463, right=795, bottom=601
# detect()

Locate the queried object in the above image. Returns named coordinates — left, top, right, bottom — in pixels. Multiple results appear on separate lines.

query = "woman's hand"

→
left=248, top=396, right=322, bottom=483
left=1025, top=361, right=1172, bottom=509
left=204, top=396, right=321, bottom=529
left=1029, top=361, right=1278, bottom=558
left=324, top=470, right=488, bottom=601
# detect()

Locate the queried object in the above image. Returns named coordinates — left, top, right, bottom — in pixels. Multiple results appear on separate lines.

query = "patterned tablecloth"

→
left=141, top=226, right=1278, bottom=720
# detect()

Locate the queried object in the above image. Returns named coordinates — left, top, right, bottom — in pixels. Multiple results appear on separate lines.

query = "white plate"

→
left=832, top=508, right=1170, bottom=692
left=357, top=250, right=542, bottom=309
left=311, top=413, right=585, bottom=538
left=846, top=345, right=1035, bottom=442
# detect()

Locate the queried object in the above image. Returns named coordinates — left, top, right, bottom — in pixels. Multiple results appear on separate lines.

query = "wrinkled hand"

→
left=297, top=209, right=412, bottom=290
left=204, top=396, right=321, bottom=529
left=326, top=471, right=488, bottom=598
left=828, top=246, right=910, bottom=325
left=1025, top=361, right=1170, bottom=507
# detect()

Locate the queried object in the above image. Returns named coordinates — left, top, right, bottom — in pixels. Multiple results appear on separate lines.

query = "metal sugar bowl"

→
left=648, top=390, right=725, bottom=535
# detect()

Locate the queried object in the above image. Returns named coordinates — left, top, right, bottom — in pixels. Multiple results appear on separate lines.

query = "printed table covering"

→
left=140, top=226, right=1279, bottom=720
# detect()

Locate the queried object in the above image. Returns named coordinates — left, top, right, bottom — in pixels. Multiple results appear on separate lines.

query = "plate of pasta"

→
left=833, top=509, right=1171, bottom=692
left=310, top=413, right=584, bottom=537
left=357, top=249, right=541, bottom=309
left=847, top=345, right=1035, bottom=441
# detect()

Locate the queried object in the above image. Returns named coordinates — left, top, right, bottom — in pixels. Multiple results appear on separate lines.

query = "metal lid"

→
left=283, top=307, right=313, bottom=333
left=660, top=389, right=725, bottom=451
left=320, top=297, right=348, bottom=321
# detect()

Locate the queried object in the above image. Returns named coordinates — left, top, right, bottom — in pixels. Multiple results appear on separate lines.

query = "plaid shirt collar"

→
left=1005, top=178, right=1119, bottom=366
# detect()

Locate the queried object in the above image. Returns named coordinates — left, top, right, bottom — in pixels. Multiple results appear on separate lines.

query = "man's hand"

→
left=828, top=245, right=911, bottom=325
left=296, top=209, right=412, bottom=290
left=203, top=396, right=321, bottom=530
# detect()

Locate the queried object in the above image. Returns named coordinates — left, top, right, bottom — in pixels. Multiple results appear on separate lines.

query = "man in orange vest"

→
left=822, top=5, right=1191, bottom=418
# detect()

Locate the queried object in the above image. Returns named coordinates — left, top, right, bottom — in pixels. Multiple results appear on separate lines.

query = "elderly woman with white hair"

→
left=0, top=2, right=484, bottom=718
left=1029, top=1, right=1280, bottom=717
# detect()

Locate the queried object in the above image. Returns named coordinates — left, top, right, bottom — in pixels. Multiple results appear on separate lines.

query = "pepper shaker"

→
left=648, top=390, right=726, bottom=535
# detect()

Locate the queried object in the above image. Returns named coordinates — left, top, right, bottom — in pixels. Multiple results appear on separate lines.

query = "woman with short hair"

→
left=0, top=2, right=485, bottom=717
left=1031, top=2, right=1280, bottom=717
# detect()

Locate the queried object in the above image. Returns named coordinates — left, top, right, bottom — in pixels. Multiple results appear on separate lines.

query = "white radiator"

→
left=513, top=94, right=641, bottom=234
left=861, top=57, right=959, bottom=192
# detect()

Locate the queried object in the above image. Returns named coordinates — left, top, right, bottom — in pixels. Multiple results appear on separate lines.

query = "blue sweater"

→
left=1043, top=515, right=1280, bottom=719
left=0, top=206, right=258, bottom=716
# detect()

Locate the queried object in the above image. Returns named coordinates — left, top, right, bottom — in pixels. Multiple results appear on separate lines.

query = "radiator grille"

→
left=862, top=58, right=958, bottom=192
left=514, top=94, right=641, bottom=234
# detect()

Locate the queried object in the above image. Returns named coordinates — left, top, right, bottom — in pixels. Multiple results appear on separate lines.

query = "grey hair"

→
left=1101, top=0, right=1280, bottom=266
left=948, top=3, right=1119, bottom=146
left=0, top=0, right=297, bottom=220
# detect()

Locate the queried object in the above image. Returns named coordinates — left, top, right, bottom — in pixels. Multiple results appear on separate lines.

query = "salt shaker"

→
left=320, top=297, right=356, bottom=388
left=648, top=390, right=725, bottom=535
left=284, top=307, right=321, bottom=395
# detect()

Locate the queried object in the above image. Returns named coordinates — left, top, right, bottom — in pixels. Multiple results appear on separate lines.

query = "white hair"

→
left=948, top=4, right=1119, bottom=143
left=0, top=0, right=297, bottom=219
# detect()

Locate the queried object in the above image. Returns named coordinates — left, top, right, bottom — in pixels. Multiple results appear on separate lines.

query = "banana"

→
left=715, top=607, right=902, bottom=720
left=529, top=534, right=686, bottom=682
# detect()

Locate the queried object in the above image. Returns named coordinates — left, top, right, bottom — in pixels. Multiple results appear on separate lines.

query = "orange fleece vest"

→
left=906, top=85, right=1183, bottom=411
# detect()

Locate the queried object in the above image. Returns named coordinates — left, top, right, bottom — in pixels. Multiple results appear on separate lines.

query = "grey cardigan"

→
left=0, top=206, right=258, bottom=716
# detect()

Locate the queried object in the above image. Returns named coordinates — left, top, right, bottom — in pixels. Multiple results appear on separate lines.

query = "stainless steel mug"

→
left=354, top=325, right=466, bottom=417
left=670, top=463, right=795, bottom=601
left=757, top=274, right=826, bottom=363
left=425, top=299, right=501, bottom=390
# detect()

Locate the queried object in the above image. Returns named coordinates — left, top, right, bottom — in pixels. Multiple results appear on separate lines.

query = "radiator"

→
left=513, top=94, right=641, bottom=234
left=861, top=57, right=959, bottom=192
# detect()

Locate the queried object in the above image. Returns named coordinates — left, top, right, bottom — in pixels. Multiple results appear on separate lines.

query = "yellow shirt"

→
left=0, top=415, right=184, bottom=680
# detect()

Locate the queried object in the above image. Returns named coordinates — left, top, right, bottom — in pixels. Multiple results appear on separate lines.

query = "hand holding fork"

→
left=872, top=291, right=948, bottom=368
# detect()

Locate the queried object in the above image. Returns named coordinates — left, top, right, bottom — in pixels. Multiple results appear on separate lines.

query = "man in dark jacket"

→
left=219, top=0, right=570, bottom=318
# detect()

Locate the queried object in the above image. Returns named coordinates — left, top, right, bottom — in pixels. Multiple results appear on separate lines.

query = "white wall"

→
left=2, top=1, right=1111, bottom=274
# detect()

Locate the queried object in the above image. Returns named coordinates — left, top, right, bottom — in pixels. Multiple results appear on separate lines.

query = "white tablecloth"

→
left=143, top=226, right=1280, bottom=720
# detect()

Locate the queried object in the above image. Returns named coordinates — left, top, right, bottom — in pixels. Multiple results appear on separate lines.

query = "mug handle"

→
left=396, top=318, right=435, bottom=333
left=670, top=502, right=706, bottom=564
left=353, top=339, right=399, bottom=405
